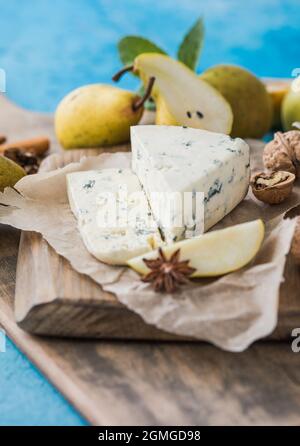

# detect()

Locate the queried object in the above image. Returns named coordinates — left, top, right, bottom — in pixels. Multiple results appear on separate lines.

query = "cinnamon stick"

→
left=0, top=136, right=50, bottom=156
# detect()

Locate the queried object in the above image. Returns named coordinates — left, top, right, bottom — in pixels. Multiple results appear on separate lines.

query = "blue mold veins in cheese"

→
left=67, top=168, right=163, bottom=265
left=131, top=125, right=250, bottom=244
left=67, top=126, right=250, bottom=264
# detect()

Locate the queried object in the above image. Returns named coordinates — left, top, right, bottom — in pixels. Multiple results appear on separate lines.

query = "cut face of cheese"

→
left=131, top=125, right=250, bottom=244
left=67, top=168, right=163, bottom=265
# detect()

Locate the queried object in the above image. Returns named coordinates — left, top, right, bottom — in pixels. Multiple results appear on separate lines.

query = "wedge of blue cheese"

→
left=67, top=168, right=163, bottom=265
left=131, top=125, right=250, bottom=243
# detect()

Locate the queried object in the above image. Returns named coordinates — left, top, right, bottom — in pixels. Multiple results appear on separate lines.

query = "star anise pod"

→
left=142, top=248, right=196, bottom=293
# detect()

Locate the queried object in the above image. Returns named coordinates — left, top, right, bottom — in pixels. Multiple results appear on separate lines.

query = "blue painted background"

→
left=1, top=0, right=299, bottom=113
left=0, top=0, right=299, bottom=426
left=0, top=339, right=85, bottom=425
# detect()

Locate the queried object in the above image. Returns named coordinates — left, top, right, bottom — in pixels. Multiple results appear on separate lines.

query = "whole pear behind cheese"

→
left=0, top=156, right=26, bottom=191
left=201, top=65, right=273, bottom=138
left=281, top=82, right=300, bottom=131
left=55, top=84, right=144, bottom=149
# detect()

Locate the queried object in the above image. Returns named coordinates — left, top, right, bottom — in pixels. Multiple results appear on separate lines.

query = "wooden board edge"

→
left=15, top=291, right=298, bottom=342
left=16, top=297, right=195, bottom=341
left=14, top=229, right=298, bottom=342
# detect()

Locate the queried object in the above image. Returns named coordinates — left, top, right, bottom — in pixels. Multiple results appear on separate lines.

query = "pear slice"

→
left=155, top=94, right=178, bottom=126
left=134, top=53, right=233, bottom=134
left=127, top=220, right=264, bottom=278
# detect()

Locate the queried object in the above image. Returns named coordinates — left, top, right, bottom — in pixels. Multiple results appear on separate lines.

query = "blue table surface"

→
left=0, top=0, right=299, bottom=426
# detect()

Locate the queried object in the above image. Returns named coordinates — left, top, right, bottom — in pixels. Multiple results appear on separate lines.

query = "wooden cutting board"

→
left=2, top=94, right=300, bottom=426
left=9, top=101, right=300, bottom=341
left=14, top=221, right=300, bottom=341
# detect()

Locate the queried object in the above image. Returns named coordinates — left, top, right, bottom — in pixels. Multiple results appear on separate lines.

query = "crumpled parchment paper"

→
left=0, top=141, right=299, bottom=351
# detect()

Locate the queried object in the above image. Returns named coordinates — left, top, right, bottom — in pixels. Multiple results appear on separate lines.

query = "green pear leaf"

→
left=177, top=18, right=204, bottom=71
left=118, top=36, right=167, bottom=66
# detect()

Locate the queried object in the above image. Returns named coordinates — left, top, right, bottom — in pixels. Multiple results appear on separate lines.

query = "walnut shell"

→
left=251, top=171, right=295, bottom=204
left=263, top=131, right=300, bottom=178
left=291, top=217, right=300, bottom=265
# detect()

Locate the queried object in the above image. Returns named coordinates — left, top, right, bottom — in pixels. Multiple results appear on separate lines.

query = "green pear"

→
left=0, top=156, right=26, bottom=192
left=201, top=65, right=273, bottom=138
left=133, top=54, right=233, bottom=134
left=281, top=81, right=300, bottom=131
left=55, top=84, right=144, bottom=149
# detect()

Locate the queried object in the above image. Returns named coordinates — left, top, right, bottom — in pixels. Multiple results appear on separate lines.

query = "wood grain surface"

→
left=1, top=225, right=300, bottom=425
left=10, top=95, right=300, bottom=341
left=1, top=94, right=300, bottom=426
left=15, top=232, right=188, bottom=340
left=14, top=227, right=300, bottom=341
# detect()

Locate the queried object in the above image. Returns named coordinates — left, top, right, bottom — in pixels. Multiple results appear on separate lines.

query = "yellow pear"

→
left=0, top=156, right=26, bottom=192
left=55, top=84, right=144, bottom=149
left=128, top=220, right=264, bottom=278
left=281, top=79, right=300, bottom=131
left=201, top=65, right=273, bottom=138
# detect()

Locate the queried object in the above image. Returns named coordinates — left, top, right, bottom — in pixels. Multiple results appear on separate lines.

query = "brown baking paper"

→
left=0, top=141, right=299, bottom=351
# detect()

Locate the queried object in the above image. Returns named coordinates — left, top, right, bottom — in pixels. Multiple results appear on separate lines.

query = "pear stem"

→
left=112, top=65, right=134, bottom=82
left=132, top=76, right=156, bottom=111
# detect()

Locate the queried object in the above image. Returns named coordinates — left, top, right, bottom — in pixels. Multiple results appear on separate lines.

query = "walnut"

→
left=251, top=170, right=295, bottom=204
left=263, top=131, right=300, bottom=177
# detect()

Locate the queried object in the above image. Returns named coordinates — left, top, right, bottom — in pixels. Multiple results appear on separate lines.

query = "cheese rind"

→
left=67, top=168, right=163, bottom=265
left=131, top=125, right=250, bottom=243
